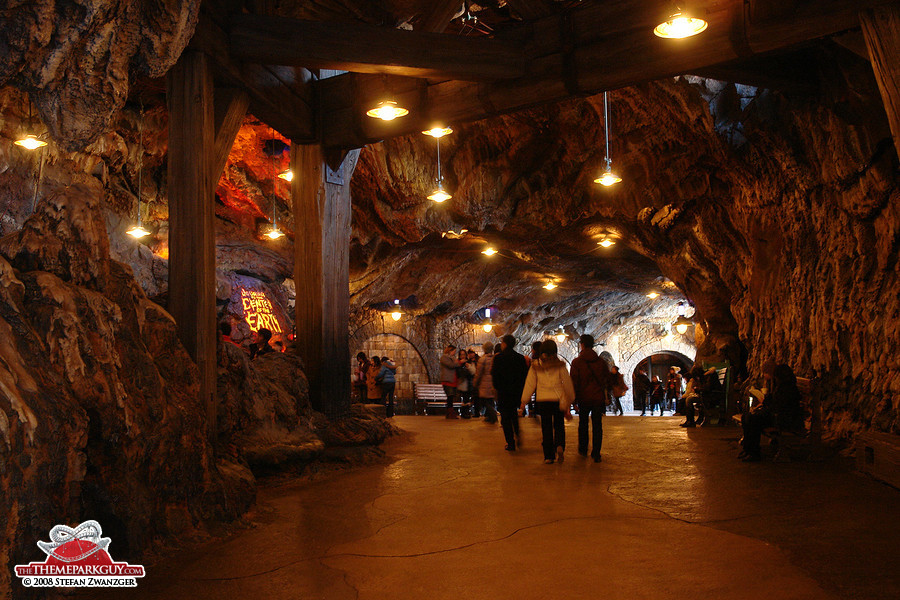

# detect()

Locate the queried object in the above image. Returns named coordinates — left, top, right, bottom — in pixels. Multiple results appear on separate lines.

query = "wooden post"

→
left=860, top=4, right=900, bottom=159
left=167, top=51, right=217, bottom=442
left=292, top=144, right=359, bottom=417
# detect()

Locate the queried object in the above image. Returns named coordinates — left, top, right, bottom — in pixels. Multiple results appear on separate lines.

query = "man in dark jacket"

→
left=633, top=368, right=652, bottom=416
left=491, top=334, right=529, bottom=450
left=570, top=334, right=611, bottom=462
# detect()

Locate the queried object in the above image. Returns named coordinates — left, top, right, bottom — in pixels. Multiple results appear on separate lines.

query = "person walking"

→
left=378, top=356, right=397, bottom=418
left=609, top=366, right=626, bottom=416
left=634, top=368, right=651, bottom=415
left=520, top=340, right=575, bottom=464
left=440, top=344, right=460, bottom=419
left=570, top=334, right=610, bottom=462
left=457, top=349, right=476, bottom=418
left=649, top=376, right=666, bottom=415
left=473, top=341, right=498, bottom=423
left=491, top=335, right=528, bottom=450
left=666, top=366, right=683, bottom=414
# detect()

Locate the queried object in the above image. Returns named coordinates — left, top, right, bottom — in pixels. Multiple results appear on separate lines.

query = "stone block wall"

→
left=359, top=333, right=430, bottom=399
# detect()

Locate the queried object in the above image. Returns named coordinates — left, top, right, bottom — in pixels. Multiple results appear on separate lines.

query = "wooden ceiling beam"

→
left=502, top=0, right=557, bottom=21
left=227, top=13, right=525, bottom=81
left=316, top=0, right=896, bottom=149
left=418, top=0, right=463, bottom=33
left=189, top=15, right=316, bottom=142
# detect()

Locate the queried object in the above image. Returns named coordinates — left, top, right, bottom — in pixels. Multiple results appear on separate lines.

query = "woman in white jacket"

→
left=520, top=340, right=575, bottom=464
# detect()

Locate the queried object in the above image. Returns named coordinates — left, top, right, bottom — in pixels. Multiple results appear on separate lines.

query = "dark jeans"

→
left=650, top=395, right=666, bottom=414
left=382, top=382, right=395, bottom=418
left=536, top=401, right=565, bottom=460
left=578, top=405, right=603, bottom=458
left=481, top=397, right=498, bottom=422
left=637, top=392, right=648, bottom=414
left=608, top=396, right=623, bottom=416
left=741, top=409, right=774, bottom=456
left=499, top=408, right=519, bottom=448
left=459, top=389, right=474, bottom=417
left=443, top=385, right=458, bottom=414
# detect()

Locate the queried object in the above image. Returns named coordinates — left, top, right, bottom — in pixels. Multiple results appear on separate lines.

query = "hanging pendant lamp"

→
left=424, top=126, right=452, bottom=202
left=266, top=131, right=285, bottom=240
left=594, top=92, right=622, bottom=186
left=654, top=3, right=708, bottom=39
left=15, top=99, right=48, bottom=150
left=126, top=105, right=150, bottom=239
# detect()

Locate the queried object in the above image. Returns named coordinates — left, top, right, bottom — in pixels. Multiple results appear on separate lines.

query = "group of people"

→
left=220, top=322, right=285, bottom=359
left=631, top=366, right=687, bottom=416
left=354, top=353, right=398, bottom=417
left=440, top=334, right=616, bottom=464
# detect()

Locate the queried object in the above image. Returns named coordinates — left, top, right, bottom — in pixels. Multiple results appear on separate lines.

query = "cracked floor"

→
left=109, top=416, right=900, bottom=600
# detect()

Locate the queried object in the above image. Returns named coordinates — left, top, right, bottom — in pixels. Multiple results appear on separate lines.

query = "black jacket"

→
left=491, top=348, right=529, bottom=410
left=633, top=372, right=652, bottom=396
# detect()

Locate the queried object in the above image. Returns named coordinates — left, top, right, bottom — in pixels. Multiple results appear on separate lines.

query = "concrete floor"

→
left=104, top=416, right=900, bottom=600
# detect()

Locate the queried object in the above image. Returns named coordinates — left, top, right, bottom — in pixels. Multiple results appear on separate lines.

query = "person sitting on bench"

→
left=739, top=364, right=804, bottom=462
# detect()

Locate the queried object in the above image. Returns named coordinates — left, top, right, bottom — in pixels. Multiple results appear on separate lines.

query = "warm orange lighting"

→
left=654, top=12, right=708, bottom=39
left=544, top=281, right=558, bottom=290
left=126, top=225, right=150, bottom=239
left=14, top=134, right=47, bottom=150
left=428, top=186, right=452, bottom=202
left=556, top=333, right=566, bottom=343
left=594, top=166, right=622, bottom=187
left=646, top=291, right=660, bottom=299
left=483, top=323, right=493, bottom=333
left=278, top=170, right=293, bottom=181
left=673, top=315, right=692, bottom=334
left=366, top=100, right=409, bottom=121
left=266, top=228, right=285, bottom=240
left=391, top=311, right=402, bottom=321
left=422, top=126, right=453, bottom=138
left=442, top=229, right=468, bottom=239
left=482, top=247, right=497, bottom=256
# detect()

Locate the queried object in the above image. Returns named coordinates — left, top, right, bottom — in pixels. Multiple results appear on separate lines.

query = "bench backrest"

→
left=702, top=360, right=732, bottom=413
left=414, top=383, right=447, bottom=401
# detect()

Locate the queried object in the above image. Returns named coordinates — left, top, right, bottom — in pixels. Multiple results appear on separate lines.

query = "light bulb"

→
left=126, top=225, right=150, bottom=239
left=15, top=134, right=47, bottom=150
left=391, top=311, right=402, bottom=321
left=544, top=282, right=557, bottom=290
left=556, top=334, right=566, bottom=343
left=482, top=247, right=497, bottom=256
left=278, top=170, right=293, bottom=181
left=428, top=186, right=452, bottom=202
left=646, top=291, right=660, bottom=299
left=594, top=167, right=622, bottom=186
left=654, top=12, right=708, bottom=39
left=422, top=126, right=452, bottom=138
left=366, top=100, right=409, bottom=121
left=598, top=237, right=616, bottom=248
left=676, top=323, right=688, bottom=335
left=266, top=228, right=285, bottom=240
left=482, top=323, right=493, bottom=333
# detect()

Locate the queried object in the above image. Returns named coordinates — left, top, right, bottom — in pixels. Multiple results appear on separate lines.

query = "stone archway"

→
left=619, top=339, right=697, bottom=412
left=357, top=333, right=431, bottom=405
left=350, top=312, right=435, bottom=380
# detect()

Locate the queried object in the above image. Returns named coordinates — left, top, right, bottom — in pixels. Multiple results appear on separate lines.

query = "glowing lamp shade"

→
left=598, top=235, right=616, bottom=248
left=482, top=247, right=497, bottom=256
left=366, top=100, right=409, bottom=121
left=594, top=167, right=622, bottom=187
left=482, top=323, right=493, bottom=333
left=126, top=225, right=150, bottom=239
left=266, top=228, right=285, bottom=240
left=391, top=311, right=402, bottom=321
left=278, top=169, right=293, bottom=181
left=646, top=291, right=660, bottom=299
left=654, top=12, right=708, bottom=39
left=15, top=134, right=47, bottom=150
left=673, top=315, right=692, bottom=334
left=544, top=282, right=557, bottom=290
left=422, top=126, right=453, bottom=138
left=556, top=333, right=566, bottom=343
left=428, top=186, right=452, bottom=202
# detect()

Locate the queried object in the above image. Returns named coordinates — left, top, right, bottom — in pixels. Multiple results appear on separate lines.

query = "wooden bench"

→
left=695, top=362, right=731, bottom=426
left=414, top=383, right=471, bottom=415
left=856, top=431, right=900, bottom=490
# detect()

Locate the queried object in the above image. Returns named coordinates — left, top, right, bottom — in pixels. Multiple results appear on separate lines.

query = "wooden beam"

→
left=166, top=51, right=217, bottom=442
left=212, top=88, right=249, bottom=182
left=190, top=15, right=315, bottom=142
left=227, top=14, right=525, bottom=81
left=317, top=0, right=895, bottom=149
left=503, top=0, right=556, bottom=21
left=860, top=3, right=900, bottom=158
left=419, top=0, right=462, bottom=33
left=292, top=145, right=359, bottom=417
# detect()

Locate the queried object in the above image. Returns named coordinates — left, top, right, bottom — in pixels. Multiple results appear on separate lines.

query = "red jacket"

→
left=570, top=349, right=611, bottom=407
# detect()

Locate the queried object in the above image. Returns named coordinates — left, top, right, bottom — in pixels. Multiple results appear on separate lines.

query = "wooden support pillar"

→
left=291, top=144, right=360, bottom=417
left=861, top=3, right=900, bottom=158
left=166, top=51, right=217, bottom=441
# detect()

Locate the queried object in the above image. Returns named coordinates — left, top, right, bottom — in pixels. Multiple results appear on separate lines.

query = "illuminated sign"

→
left=240, top=288, right=283, bottom=334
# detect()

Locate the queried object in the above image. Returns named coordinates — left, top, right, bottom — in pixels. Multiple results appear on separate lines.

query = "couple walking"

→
left=517, top=334, right=611, bottom=464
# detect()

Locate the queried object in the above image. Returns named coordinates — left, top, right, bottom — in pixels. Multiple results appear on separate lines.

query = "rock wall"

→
left=0, top=179, right=254, bottom=597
